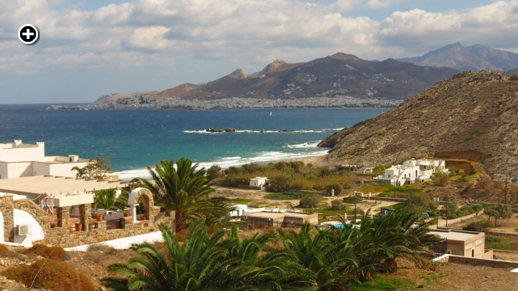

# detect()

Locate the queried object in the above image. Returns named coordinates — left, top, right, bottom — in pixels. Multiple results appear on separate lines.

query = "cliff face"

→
left=319, top=71, right=518, bottom=183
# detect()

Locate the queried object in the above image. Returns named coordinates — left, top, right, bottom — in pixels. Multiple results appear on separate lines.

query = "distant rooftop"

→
left=429, top=229, right=483, bottom=241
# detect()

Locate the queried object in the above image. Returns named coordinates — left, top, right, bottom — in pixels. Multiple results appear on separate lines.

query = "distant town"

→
left=47, top=95, right=403, bottom=110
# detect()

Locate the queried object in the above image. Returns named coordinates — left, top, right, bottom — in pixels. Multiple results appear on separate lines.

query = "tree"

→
left=72, top=156, right=113, bottom=180
left=278, top=224, right=356, bottom=290
left=101, top=223, right=246, bottom=291
left=326, top=183, right=343, bottom=196
left=299, top=194, right=321, bottom=208
left=265, top=175, right=291, bottom=192
left=102, top=222, right=316, bottom=291
left=330, top=199, right=347, bottom=211
left=138, top=158, right=229, bottom=233
left=484, top=204, right=513, bottom=227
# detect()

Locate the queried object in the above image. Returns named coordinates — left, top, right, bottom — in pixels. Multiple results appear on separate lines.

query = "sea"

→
left=0, top=104, right=387, bottom=181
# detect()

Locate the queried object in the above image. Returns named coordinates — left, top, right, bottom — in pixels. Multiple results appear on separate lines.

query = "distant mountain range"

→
left=398, top=42, right=518, bottom=72
left=92, top=53, right=457, bottom=106
left=91, top=43, right=518, bottom=107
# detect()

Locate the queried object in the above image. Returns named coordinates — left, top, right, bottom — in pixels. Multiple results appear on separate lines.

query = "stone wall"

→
left=38, top=213, right=175, bottom=248
left=1, top=193, right=175, bottom=248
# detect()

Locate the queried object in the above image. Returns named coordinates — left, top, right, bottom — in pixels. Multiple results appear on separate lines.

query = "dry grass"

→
left=1, top=259, right=94, bottom=291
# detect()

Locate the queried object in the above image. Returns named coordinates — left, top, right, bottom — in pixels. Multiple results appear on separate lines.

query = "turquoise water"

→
left=0, top=105, right=386, bottom=180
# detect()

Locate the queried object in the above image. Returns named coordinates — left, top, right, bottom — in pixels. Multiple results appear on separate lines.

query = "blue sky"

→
left=1, top=0, right=517, bottom=104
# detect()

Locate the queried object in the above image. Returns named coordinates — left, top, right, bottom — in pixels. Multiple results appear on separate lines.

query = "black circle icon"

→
left=18, top=24, right=39, bottom=45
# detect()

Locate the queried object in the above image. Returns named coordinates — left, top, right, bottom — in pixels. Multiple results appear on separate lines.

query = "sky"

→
left=1, top=0, right=518, bottom=104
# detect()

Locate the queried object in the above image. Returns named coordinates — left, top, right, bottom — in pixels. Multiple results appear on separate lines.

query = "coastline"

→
left=117, top=151, right=333, bottom=181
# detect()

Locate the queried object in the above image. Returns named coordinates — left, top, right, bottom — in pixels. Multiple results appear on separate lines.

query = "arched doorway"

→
left=127, top=188, right=155, bottom=223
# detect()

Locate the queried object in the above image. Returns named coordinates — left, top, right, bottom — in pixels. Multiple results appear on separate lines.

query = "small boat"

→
left=269, top=111, right=272, bottom=116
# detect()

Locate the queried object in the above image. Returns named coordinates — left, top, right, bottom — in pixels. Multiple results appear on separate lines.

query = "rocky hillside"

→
left=319, top=71, right=518, bottom=183
left=399, top=43, right=518, bottom=71
left=91, top=53, right=457, bottom=106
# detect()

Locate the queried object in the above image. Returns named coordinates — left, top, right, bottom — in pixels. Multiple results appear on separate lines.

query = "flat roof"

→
left=429, top=230, right=482, bottom=241
left=245, top=212, right=286, bottom=219
left=0, top=175, right=124, bottom=196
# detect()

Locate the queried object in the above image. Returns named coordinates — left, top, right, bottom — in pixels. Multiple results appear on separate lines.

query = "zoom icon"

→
left=18, top=24, right=39, bottom=45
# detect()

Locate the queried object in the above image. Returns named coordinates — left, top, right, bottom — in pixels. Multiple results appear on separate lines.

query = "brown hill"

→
left=91, top=53, right=456, bottom=105
left=318, top=71, right=518, bottom=183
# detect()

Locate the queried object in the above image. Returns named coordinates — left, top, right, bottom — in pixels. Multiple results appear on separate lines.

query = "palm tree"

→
left=101, top=222, right=314, bottom=291
left=223, top=227, right=317, bottom=290
left=277, top=224, right=357, bottom=290
left=102, top=222, right=253, bottom=291
left=343, top=210, right=439, bottom=280
left=139, top=158, right=229, bottom=233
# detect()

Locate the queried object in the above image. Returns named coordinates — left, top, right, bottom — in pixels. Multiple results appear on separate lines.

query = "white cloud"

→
left=367, top=0, right=406, bottom=9
left=1, top=0, right=518, bottom=81
left=375, top=1, right=518, bottom=54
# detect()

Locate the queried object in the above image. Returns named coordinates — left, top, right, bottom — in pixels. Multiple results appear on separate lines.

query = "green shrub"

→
left=462, top=220, right=492, bottom=232
left=207, top=165, right=222, bottom=176
left=510, top=74, right=518, bottom=80
left=319, top=168, right=334, bottom=177
left=220, top=174, right=251, bottom=187
left=225, top=166, right=241, bottom=175
left=265, top=175, right=291, bottom=192
left=471, top=204, right=483, bottom=212
left=330, top=200, right=347, bottom=211
left=299, top=194, right=322, bottom=208
left=326, top=183, right=343, bottom=195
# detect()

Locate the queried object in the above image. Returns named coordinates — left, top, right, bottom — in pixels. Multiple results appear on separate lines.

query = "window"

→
left=472, top=249, right=475, bottom=257
left=388, top=174, right=391, bottom=178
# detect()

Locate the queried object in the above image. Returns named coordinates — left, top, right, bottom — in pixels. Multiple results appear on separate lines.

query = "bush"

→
left=471, top=204, right=483, bottom=212
left=432, top=172, right=450, bottom=186
left=299, top=194, right=322, bottom=208
left=510, top=74, right=518, bottom=80
left=326, top=183, right=343, bottom=195
left=319, top=168, right=334, bottom=177
left=330, top=200, right=347, bottom=211
left=207, top=165, right=222, bottom=176
left=220, top=174, right=251, bottom=187
left=265, top=175, right=291, bottom=192
left=0, top=259, right=94, bottom=291
left=23, top=245, right=69, bottom=261
left=225, top=166, right=241, bottom=175
left=462, top=220, right=492, bottom=232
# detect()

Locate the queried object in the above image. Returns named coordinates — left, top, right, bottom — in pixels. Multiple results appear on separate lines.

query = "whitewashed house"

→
left=0, top=140, right=91, bottom=179
left=374, top=159, right=447, bottom=186
left=250, top=177, right=267, bottom=189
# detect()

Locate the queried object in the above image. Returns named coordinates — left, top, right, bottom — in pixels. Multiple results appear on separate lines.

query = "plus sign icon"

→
left=18, top=24, right=39, bottom=45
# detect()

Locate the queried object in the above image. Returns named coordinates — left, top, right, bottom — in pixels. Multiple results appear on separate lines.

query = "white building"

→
left=250, top=177, right=267, bottom=189
left=373, top=159, right=447, bottom=186
left=0, top=140, right=91, bottom=179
